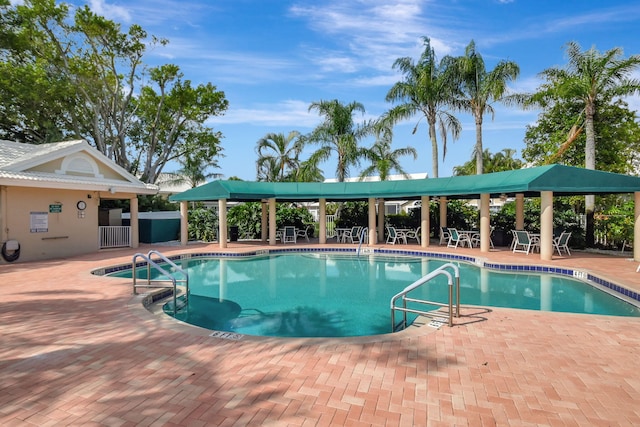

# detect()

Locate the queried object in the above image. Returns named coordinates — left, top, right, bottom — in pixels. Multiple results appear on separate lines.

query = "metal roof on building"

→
left=169, top=164, right=640, bottom=202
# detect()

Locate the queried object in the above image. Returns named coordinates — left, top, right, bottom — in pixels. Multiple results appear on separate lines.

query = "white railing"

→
left=99, top=226, right=131, bottom=249
left=326, top=214, right=336, bottom=238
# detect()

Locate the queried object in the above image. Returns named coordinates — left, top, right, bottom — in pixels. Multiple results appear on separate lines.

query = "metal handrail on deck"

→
left=356, top=227, right=368, bottom=256
left=390, top=263, right=460, bottom=330
left=132, top=250, right=189, bottom=314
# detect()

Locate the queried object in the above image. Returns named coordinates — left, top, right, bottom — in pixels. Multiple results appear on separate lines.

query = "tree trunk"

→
left=428, top=122, right=439, bottom=178
left=584, top=104, right=596, bottom=247
left=475, top=115, right=484, bottom=175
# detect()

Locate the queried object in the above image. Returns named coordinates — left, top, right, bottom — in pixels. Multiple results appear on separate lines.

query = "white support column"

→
left=377, top=199, right=385, bottom=243
left=540, top=191, right=553, bottom=261
left=218, top=198, right=227, bottom=248
left=634, top=192, right=640, bottom=262
left=130, top=197, right=139, bottom=248
left=480, top=193, right=490, bottom=253
left=319, top=198, right=327, bottom=244
left=180, top=201, right=188, bottom=246
left=0, top=186, right=7, bottom=243
left=421, top=195, right=429, bottom=248
left=261, top=201, right=268, bottom=242
left=439, top=196, right=447, bottom=228
left=515, top=193, right=525, bottom=230
left=368, top=198, right=376, bottom=246
left=269, top=198, right=277, bottom=246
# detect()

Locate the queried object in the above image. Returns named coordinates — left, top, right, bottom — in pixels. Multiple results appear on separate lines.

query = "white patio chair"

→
left=553, top=231, right=572, bottom=256
left=404, top=227, right=420, bottom=245
left=386, top=226, right=406, bottom=244
left=447, top=228, right=472, bottom=248
left=512, top=230, right=538, bottom=254
left=297, top=225, right=312, bottom=242
left=439, top=227, right=450, bottom=245
left=342, top=226, right=362, bottom=243
left=283, top=226, right=297, bottom=244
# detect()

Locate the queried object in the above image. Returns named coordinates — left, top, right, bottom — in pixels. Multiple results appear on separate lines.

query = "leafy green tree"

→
left=523, top=99, right=640, bottom=173
left=255, top=131, right=304, bottom=181
left=385, top=37, right=460, bottom=178
left=453, top=148, right=524, bottom=175
left=448, top=40, right=520, bottom=175
left=527, top=41, right=640, bottom=246
left=307, top=99, right=373, bottom=182
left=358, top=128, right=417, bottom=181
left=0, top=0, right=228, bottom=183
left=128, top=64, right=227, bottom=183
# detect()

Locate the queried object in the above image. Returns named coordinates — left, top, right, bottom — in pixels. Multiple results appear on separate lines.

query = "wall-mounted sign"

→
left=49, top=204, right=62, bottom=213
left=30, top=211, right=48, bottom=233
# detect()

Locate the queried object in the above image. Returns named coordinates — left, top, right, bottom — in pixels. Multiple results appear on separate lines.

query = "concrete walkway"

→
left=1, top=241, right=639, bottom=426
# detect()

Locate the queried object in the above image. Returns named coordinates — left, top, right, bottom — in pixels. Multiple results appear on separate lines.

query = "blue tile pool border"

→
left=93, top=247, right=640, bottom=304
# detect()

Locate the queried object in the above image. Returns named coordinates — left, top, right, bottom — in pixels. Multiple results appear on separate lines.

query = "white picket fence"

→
left=99, top=226, right=131, bottom=249
left=326, top=214, right=336, bottom=238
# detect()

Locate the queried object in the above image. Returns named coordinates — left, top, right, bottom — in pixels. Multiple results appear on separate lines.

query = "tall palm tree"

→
left=256, top=157, right=281, bottom=182
left=307, top=99, right=373, bottom=182
left=449, top=40, right=520, bottom=175
left=531, top=41, right=640, bottom=246
left=385, top=37, right=460, bottom=178
left=452, top=148, right=523, bottom=176
left=157, top=153, right=222, bottom=188
left=358, top=128, right=417, bottom=181
left=255, top=131, right=304, bottom=182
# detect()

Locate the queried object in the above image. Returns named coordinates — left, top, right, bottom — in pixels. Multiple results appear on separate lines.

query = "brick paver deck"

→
left=1, top=241, right=639, bottom=426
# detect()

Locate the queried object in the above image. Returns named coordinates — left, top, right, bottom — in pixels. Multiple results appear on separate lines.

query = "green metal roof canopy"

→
left=169, top=164, right=640, bottom=202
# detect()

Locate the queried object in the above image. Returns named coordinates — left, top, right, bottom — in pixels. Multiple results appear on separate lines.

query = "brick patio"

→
left=1, top=241, right=639, bottom=426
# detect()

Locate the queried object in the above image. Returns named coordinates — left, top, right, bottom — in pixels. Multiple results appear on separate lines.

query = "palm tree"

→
left=449, top=40, right=520, bottom=175
left=530, top=41, right=640, bottom=246
left=256, top=157, right=281, bottom=182
left=307, top=99, right=373, bottom=182
left=157, top=153, right=222, bottom=188
left=358, top=128, right=417, bottom=181
left=288, top=159, right=325, bottom=182
left=385, top=37, right=460, bottom=178
left=452, top=148, right=523, bottom=176
left=255, top=131, right=304, bottom=182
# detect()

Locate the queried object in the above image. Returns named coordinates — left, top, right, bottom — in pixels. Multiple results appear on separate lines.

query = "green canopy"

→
left=169, top=164, right=640, bottom=202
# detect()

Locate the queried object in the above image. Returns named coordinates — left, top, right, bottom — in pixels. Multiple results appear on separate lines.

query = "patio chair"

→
left=439, top=227, right=450, bottom=245
left=447, top=228, right=472, bottom=248
left=512, top=230, right=538, bottom=254
left=283, top=226, right=297, bottom=244
left=342, top=226, right=362, bottom=243
left=297, top=225, right=313, bottom=242
left=404, top=227, right=421, bottom=244
left=553, top=231, right=572, bottom=256
left=470, top=226, right=494, bottom=248
left=386, top=226, right=406, bottom=244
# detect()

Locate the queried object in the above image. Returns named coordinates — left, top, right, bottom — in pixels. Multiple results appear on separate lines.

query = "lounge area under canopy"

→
left=169, top=164, right=640, bottom=261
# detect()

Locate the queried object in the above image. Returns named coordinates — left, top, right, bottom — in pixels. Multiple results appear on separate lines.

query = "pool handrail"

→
left=356, top=227, right=368, bottom=256
left=390, top=262, right=460, bottom=330
left=131, top=250, right=190, bottom=314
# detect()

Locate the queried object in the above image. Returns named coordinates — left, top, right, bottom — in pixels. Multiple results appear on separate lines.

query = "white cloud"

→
left=207, top=100, right=320, bottom=127
left=87, top=0, right=131, bottom=22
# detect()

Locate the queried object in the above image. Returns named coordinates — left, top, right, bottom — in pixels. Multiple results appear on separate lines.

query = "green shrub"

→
left=188, top=207, right=218, bottom=242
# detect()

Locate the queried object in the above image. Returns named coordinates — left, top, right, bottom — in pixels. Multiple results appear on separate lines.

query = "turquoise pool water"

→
left=112, top=253, right=640, bottom=338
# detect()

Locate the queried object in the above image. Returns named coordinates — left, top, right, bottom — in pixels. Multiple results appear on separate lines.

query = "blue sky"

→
left=71, top=0, right=640, bottom=181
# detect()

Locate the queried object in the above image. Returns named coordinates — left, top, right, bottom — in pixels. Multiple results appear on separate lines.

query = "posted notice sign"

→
left=30, top=211, right=48, bottom=233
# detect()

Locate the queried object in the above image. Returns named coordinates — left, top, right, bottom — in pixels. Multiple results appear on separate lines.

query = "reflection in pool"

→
left=115, top=253, right=640, bottom=337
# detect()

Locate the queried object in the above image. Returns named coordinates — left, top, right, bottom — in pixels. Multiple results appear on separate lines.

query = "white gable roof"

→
left=0, top=139, right=157, bottom=194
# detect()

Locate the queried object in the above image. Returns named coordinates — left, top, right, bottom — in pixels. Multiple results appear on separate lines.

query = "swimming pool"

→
left=110, top=252, right=640, bottom=338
